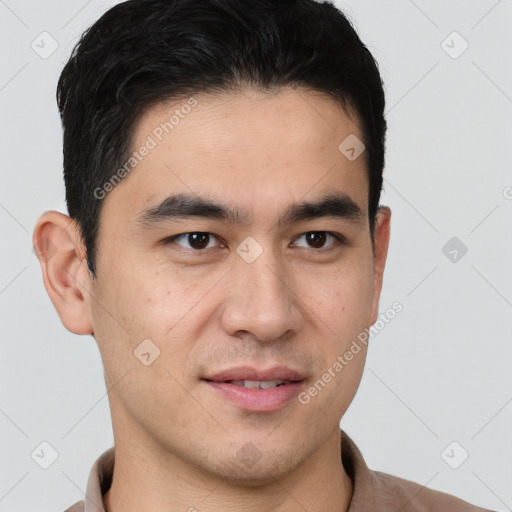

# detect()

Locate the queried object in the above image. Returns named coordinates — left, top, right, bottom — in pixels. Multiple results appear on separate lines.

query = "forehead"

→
left=104, top=87, right=369, bottom=224
left=137, top=87, right=363, bottom=162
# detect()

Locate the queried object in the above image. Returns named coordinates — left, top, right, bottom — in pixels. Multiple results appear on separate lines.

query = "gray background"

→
left=1, top=0, right=511, bottom=510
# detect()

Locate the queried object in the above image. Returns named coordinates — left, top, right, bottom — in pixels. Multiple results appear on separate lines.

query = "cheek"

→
left=98, top=265, right=186, bottom=331
left=94, top=270, right=215, bottom=378
left=297, top=259, right=373, bottom=407
left=89, top=277, right=198, bottom=422
left=304, top=258, right=374, bottom=337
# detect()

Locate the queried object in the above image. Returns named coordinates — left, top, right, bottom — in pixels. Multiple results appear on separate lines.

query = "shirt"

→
left=64, top=430, right=494, bottom=512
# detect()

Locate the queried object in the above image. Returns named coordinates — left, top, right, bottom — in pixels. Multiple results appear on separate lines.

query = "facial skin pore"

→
left=33, top=87, right=391, bottom=512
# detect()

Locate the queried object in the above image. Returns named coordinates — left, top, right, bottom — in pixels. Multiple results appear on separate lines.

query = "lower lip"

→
left=203, top=380, right=304, bottom=412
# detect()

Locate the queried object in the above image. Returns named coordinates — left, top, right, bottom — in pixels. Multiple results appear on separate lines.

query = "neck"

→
left=103, top=427, right=353, bottom=512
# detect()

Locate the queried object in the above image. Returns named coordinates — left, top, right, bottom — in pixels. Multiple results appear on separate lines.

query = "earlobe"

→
left=369, top=206, right=391, bottom=325
left=32, top=211, right=94, bottom=335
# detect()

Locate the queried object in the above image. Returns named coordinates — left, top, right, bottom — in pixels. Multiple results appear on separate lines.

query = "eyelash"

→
left=163, top=231, right=347, bottom=253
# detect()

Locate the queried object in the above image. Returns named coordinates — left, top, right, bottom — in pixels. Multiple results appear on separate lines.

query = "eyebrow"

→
left=136, top=192, right=364, bottom=228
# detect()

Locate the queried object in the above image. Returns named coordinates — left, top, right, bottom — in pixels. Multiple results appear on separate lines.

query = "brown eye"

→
left=293, top=231, right=343, bottom=250
left=169, top=232, right=221, bottom=250
left=305, top=232, right=327, bottom=249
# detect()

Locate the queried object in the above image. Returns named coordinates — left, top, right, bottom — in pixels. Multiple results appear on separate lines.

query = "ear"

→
left=369, top=206, right=391, bottom=325
left=32, top=211, right=93, bottom=335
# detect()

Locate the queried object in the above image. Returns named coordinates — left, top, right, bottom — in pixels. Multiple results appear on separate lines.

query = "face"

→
left=71, top=87, right=389, bottom=483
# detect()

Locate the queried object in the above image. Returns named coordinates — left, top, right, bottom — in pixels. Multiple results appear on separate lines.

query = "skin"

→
left=33, top=86, right=391, bottom=512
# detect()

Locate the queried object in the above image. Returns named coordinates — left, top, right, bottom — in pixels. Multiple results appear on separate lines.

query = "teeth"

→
left=228, top=380, right=288, bottom=389
left=260, top=380, right=286, bottom=389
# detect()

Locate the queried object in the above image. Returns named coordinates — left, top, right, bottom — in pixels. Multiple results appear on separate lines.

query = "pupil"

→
left=189, top=232, right=209, bottom=249
left=307, top=232, right=326, bottom=248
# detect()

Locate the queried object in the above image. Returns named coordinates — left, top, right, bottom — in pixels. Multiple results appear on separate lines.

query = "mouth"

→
left=203, top=366, right=306, bottom=383
left=202, top=366, right=306, bottom=411
left=204, top=379, right=293, bottom=389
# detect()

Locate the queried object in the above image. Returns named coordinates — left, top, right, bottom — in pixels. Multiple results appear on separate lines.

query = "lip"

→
left=202, top=366, right=306, bottom=412
left=204, top=366, right=306, bottom=382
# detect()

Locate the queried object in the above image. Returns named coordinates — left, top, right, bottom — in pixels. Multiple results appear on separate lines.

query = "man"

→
left=33, top=0, right=493, bottom=510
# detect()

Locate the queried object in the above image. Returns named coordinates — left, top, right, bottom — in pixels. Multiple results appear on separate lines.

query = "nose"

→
left=219, top=248, right=304, bottom=343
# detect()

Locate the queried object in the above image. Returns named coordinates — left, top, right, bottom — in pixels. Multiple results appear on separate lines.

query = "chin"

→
left=198, top=444, right=301, bottom=487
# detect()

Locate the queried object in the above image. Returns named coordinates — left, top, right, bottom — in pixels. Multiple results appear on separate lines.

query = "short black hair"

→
left=57, top=0, right=386, bottom=276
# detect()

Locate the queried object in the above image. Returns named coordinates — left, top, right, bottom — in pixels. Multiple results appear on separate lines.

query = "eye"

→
left=164, top=230, right=345, bottom=253
left=167, top=232, right=223, bottom=251
left=292, top=231, right=344, bottom=250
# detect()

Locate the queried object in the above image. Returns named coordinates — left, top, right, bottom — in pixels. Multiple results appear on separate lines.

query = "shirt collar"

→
left=84, top=430, right=375, bottom=512
left=84, top=447, right=114, bottom=512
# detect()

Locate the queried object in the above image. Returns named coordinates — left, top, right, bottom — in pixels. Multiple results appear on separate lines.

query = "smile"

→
left=207, top=379, right=290, bottom=389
